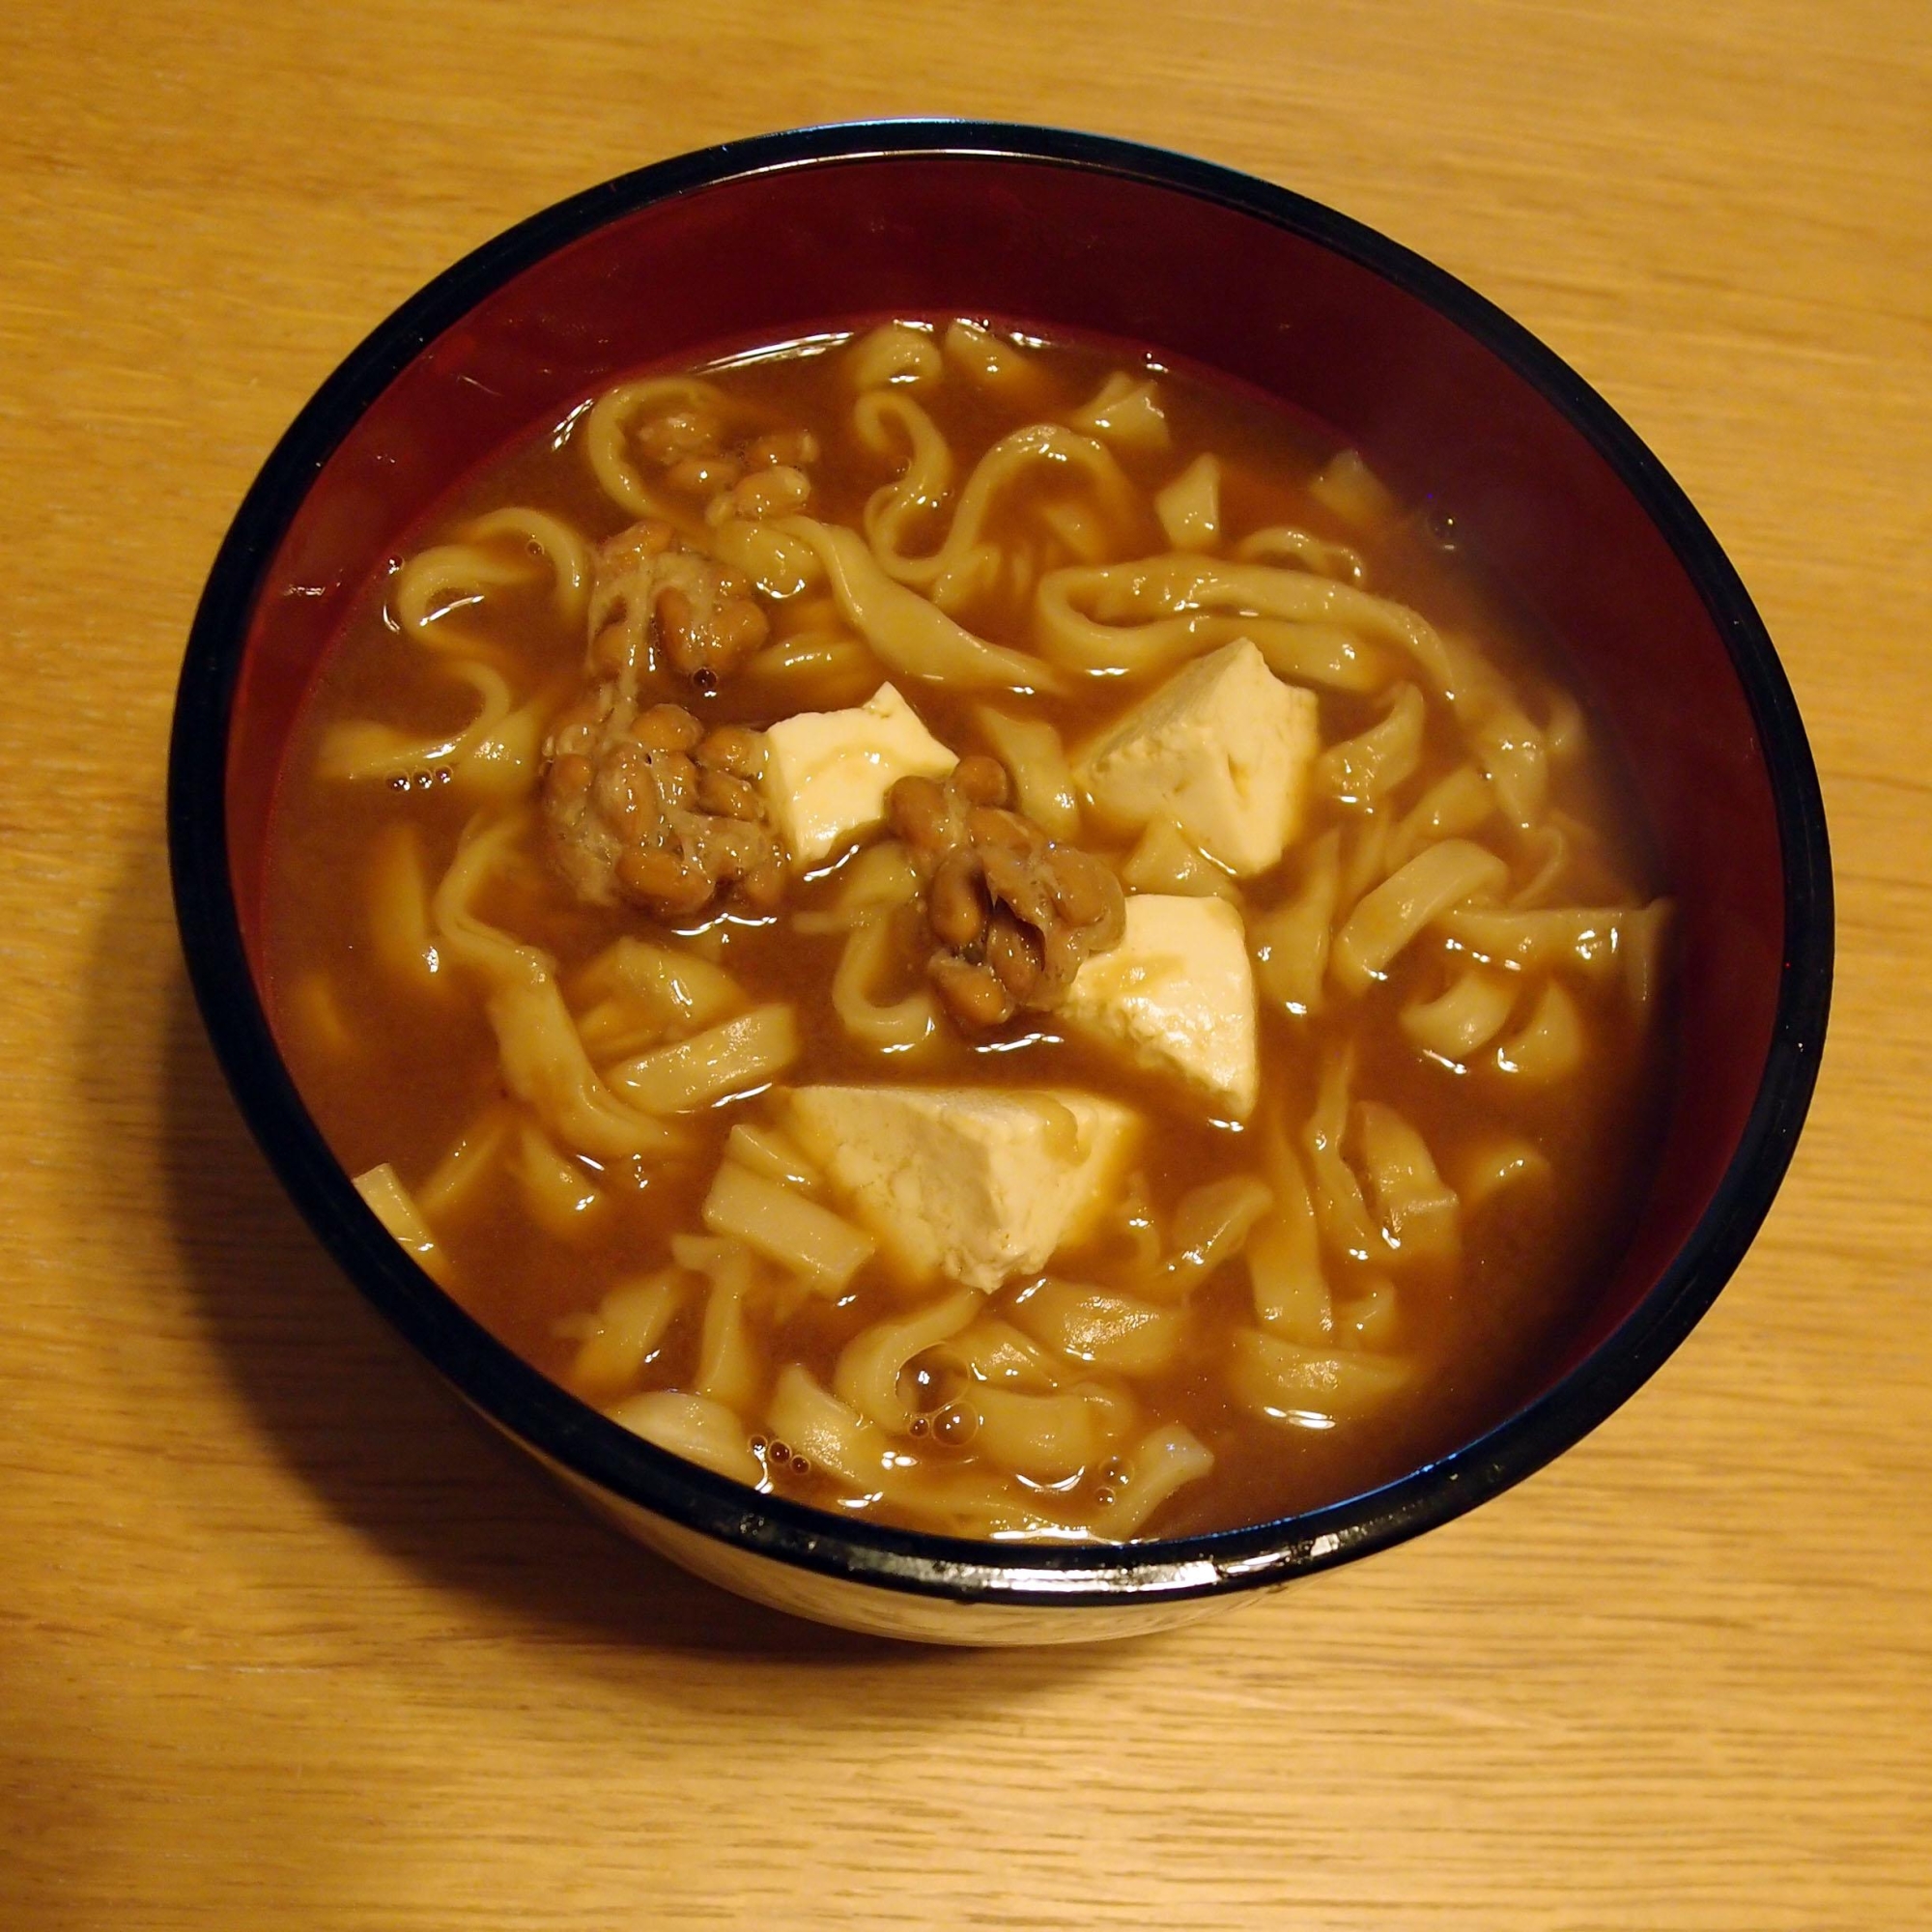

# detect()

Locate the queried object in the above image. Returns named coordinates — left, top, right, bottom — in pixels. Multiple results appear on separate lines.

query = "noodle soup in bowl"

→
left=170, top=124, right=1831, bottom=1644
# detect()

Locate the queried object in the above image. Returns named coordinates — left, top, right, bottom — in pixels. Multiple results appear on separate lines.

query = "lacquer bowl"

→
left=168, top=123, right=1832, bottom=1644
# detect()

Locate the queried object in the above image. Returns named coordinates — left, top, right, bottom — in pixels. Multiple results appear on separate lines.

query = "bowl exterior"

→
left=553, top=1461, right=1255, bottom=1644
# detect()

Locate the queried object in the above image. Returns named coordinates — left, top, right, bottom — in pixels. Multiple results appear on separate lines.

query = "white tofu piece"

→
left=761, top=683, right=956, bottom=868
left=1062, top=895, right=1260, bottom=1120
left=1073, top=639, right=1318, bottom=875
left=787, top=1087, right=1141, bottom=1292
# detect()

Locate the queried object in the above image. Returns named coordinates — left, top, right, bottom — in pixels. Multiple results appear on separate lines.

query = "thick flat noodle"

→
left=1091, top=1425, right=1213, bottom=1538
left=1234, top=525, right=1365, bottom=582
left=1439, top=636, right=1548, bottom=826
left=794, top=843, right=924, bottom=937
left=1231, top=1331, right=1412, bottom=1428
left=970, top=1382, right=1134, bottom=1483
left=766, top=1377, right=1079, bottom=1540
left=1248, top=1125, right=1331, bottom=1343
left=583, top=376, right=733, bottom=517
left=568, top=1272, right=682, bottom=1399
left=323, top=657, right=554, bottom=802
left=486, top=977, right=682, bottom=1161
left=847, top=322, right=943, bottom=389
left=708, top=515, right=822, bottom=598
left=857, top=390, right=954, bottom=555
left=1541, top=685, right=1589, bottom=765
left=699, top=1163, right=875, bottom=1293
left=1337, top=813, right=1393, bottom=919
left=608, top=1005, right=799, bottom=1112
left=606, top=1390, right=762, bottom=1486
left=1038, top=497, right=1112, bottom=565
left=392, top=513, right=590, bottom=674
left=1401, top=968, right=1518, bottom=1061
left=1302, top=1050, right=1383, bottom=1264
left=945, top=321, right=1047, bottom=399
left=1334, top=1272, right=1400, bottom=1349
left=1009, top=1280, right=1185, bottom=1378
left=353, top=1163, right=446, bottom=1282
left=1243, top=620, right=1393, bottom=693
left=573, top=938, right=746, bottom=1056
left=1385, top=764, right=1493, bottom=872
left=1153, top=455, right=1220, bottom=552
left=417, top=1106, right=514, bottom=1219
left=1156, top=1176, right=1275, bottom=1293
left=319, top=661, right=507, bottom=781
left=1439, top=902, right=1670, bottom=981
left=974, top=705, right=1081, bottom=838
left=778, top=517, right=1064, bottom=693
left=393, top=546, right=529, bottom=649
left=445, top=684, right=553, bottom=803
left=1066, top=371, right=1169, bottom=450
left=284, top=972, right=352, bottom=1059
left=1458, top=1137, right=1554, bottom=1209
left=1509, top=820, right=1572, bottom=909
left=835, top=1288, right=983, bottom=1432
left=1252, top=828, right=1342, bottom=1017
left=1035, top=554, right=1458, bottom=688
left=364, top=823, right=443, bottom=993
left=1491, top=981, right=1586, bottom=1082
left=745, top=631, right=881, bottom=711
left=928, top=1318, right=1065, bottom=1395
left=724, top=1122, right=822, bottom=1193
left=1351, top=1102, right=1459, bottom=1264
left=431, top=814, right=678, bottom=1160
left=1121, top=819, right=1240, bottom=901
left=1331, top=839, right=1511, bottom=993
left=864, top=403, right=1129, bottom=604
left=766, top=1365, right=892, bottom=1492
left=508, top=1121, right=609, bottom=1238
left=1621, top=900, right=1674, bottom=1008
left=1316, top=682, right=1425, bottom=804
left=461, top=507, right=591, bottom=622
left=832, top=914, right=941, bottom=1053
left=684, top=1236, right=758, bottom=1415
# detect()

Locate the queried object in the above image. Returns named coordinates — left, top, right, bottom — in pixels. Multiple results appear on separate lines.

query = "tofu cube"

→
left=786, top=1087, right=1141, bottom=1292
left=1062, top=895, right=1260, bottom=1120
left=760, top=683, right=956, bottom=868
left=1073, top=639, right=1318, bottom=875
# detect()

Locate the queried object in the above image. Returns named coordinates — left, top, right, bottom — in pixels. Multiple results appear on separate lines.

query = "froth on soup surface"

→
left=264, top=318, right=1673, bottom=1543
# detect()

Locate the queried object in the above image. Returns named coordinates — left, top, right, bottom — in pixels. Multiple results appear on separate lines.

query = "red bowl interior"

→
left=225, top=148, right=1785, bottom=1404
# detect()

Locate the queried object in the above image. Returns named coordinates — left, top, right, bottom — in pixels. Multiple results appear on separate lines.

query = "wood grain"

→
left=2, top=0, right=1927, bottom=1923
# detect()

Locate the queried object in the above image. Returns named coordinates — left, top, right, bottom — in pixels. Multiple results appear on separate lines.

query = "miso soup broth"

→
left=264, top=319, right=1672, bottom=1542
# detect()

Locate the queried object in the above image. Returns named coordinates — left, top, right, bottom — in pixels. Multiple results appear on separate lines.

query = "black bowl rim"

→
left=168, top=119, right=1833, bottom=1612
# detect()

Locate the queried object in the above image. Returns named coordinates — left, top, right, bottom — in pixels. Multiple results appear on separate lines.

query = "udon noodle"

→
left=266, top=319, right=1671, bottom=1542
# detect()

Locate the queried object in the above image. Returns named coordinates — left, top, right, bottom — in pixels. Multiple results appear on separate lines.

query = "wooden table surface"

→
left=3, top=2, right=1927, bottom=1924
